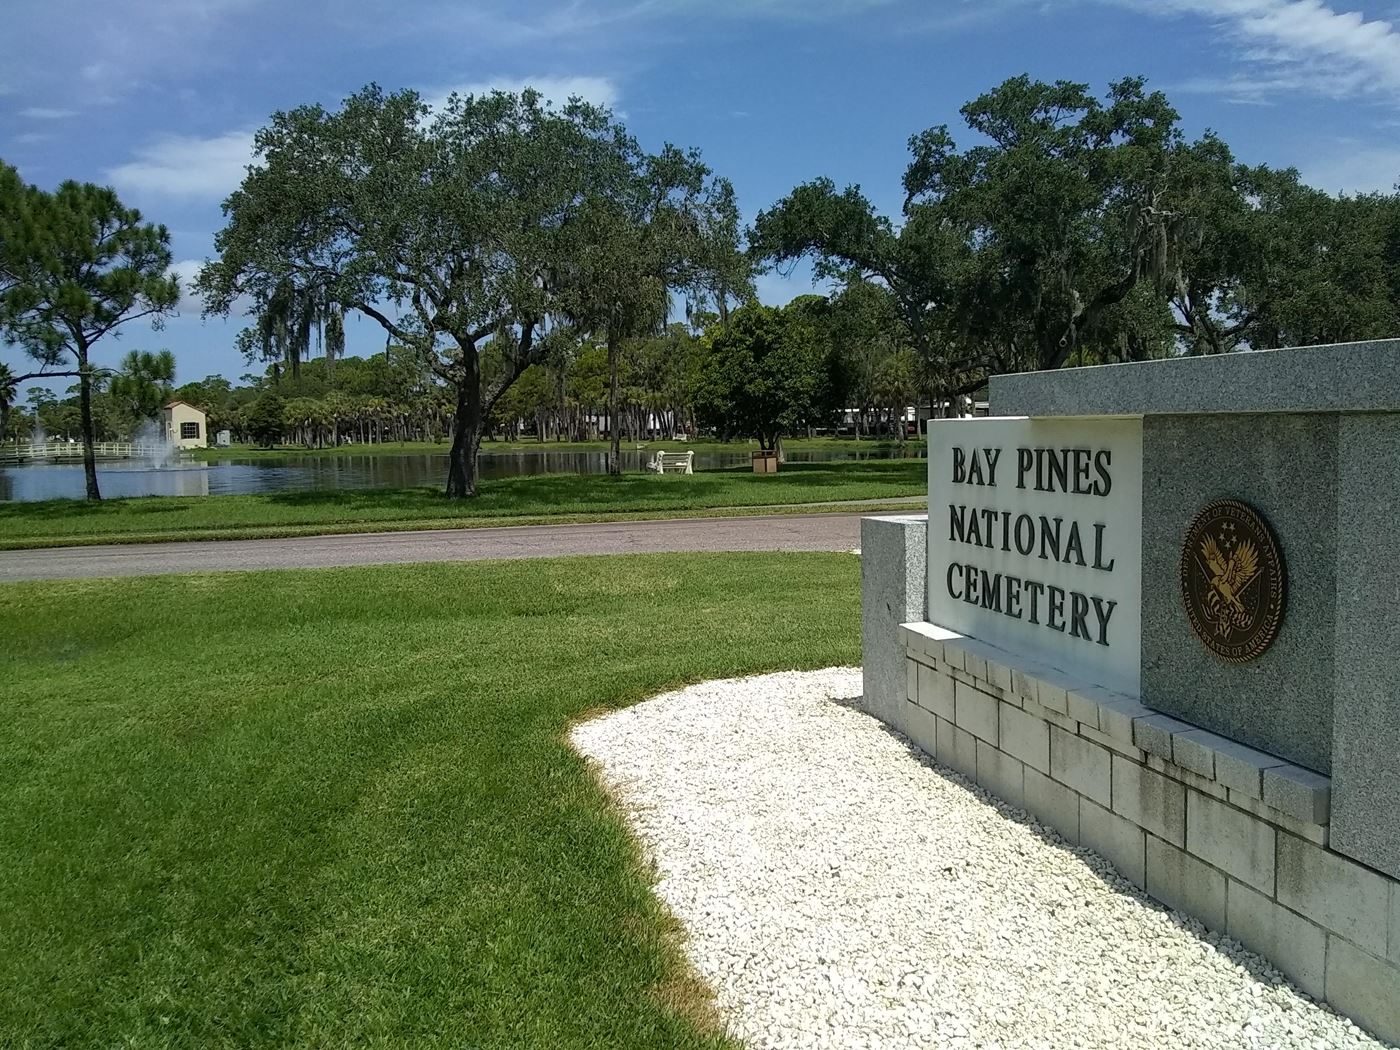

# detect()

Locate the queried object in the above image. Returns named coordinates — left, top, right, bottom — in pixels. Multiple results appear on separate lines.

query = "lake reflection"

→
left=0, top=446, right=922, bottom=502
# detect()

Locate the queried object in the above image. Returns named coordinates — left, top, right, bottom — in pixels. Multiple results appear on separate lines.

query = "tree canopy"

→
left=695, top=300, right=842, bottom=450
left=7, top=72, right=1398, bottom=487
left=752, top=75, right=1400, bottom=404
left=201, top=87, right=617, bottom=494
left=109, top=349, right=176, bottom=428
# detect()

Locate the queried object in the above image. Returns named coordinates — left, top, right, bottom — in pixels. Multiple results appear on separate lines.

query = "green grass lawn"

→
left=0, top=553, right=861, bottom=1047
left=194, top=435, right=924, bottom=460
left=0, top=461, right=926, bottom=549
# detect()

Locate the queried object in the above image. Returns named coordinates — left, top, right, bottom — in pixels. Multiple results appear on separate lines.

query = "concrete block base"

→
left=887, top=619, right=1400, bottom=1047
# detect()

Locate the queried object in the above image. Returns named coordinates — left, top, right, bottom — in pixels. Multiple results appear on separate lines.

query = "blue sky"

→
left=4, top=0, right=1400, bottom=388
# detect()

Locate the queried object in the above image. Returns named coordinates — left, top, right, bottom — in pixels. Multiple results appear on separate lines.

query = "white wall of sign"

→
left=927, top=416, right=1143, bottom=696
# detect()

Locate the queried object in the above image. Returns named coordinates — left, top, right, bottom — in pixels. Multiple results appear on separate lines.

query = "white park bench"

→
left=649, top=450, right=695, bottom=475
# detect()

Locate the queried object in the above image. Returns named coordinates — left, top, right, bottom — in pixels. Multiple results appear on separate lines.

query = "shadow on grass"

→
left=260, top=486, right=449, bottom=511
left=0, top=497, right=161, bottom=522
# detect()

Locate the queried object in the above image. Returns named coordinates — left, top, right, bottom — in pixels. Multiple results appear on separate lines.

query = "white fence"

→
left=0, top=441, right=173, bottom=464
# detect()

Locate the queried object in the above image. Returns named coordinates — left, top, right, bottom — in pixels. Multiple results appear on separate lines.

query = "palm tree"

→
left=0, top=361, right=16, bottom=445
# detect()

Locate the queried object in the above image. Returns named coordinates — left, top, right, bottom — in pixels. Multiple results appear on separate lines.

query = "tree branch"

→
left=349, top=300, right=412, bottom=343
left=1047, top=270, right=1140, bottom=369
left=12, top=369, right=82, bottom=383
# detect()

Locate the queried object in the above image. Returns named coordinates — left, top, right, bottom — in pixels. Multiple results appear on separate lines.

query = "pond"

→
left=0, top=446, right=924, bottom=502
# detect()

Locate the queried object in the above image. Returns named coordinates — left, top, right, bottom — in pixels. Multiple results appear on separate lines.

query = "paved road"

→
left=0, top=512, right=880, bottom=582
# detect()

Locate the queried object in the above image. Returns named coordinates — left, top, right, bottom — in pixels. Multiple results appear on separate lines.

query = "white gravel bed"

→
left=571, top=667, right=1391, bottom=1050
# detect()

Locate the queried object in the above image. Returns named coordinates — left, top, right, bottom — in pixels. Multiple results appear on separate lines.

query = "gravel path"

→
left=0, top=513, right=866, bottom=581
left=571, top=668, right=1390, bottom=1050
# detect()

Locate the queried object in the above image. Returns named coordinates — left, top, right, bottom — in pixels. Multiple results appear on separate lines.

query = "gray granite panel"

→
left=1140, top=414, right=1335, bottom=773
left=860, top=515, right=928, bottom=734
left=990, top=340, right=1400, bottom=418
left=1330, top=415, right=1400, bottom=881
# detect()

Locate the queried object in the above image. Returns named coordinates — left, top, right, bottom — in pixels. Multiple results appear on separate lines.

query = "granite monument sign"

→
left=859, top=339, right=1400, bottom=1044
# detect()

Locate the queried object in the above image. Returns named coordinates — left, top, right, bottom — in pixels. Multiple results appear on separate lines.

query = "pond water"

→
left=0, top=446, right=923, bottom=502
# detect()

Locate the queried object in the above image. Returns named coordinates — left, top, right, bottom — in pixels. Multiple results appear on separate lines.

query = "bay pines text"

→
left=946, top=445, right=1119, bottom=647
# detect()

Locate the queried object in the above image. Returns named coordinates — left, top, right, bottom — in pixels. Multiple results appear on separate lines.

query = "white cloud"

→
left=18, top=107, right=77, bottom=119
left=713, top=0, right=887, bottom=11
left=403, top=3, right=629, bottom=46
left=1120, top=0, right=1400, bottom=101
left=629, top=0, right=896, bottom=16
left=169, top=259, right=207, bottom=302
left=403, top=0, right=897, bottom=49
left=424, top=75, right=621, bottom=113
left=1300, top=144, right=1400, bottom=193
left=105, top=74, right=617, bottom=204
left=4, top=0, right=271, bottom=102
left=105, top=129, right=255, bottom=200
left=168, top=257, right=256, bottom=318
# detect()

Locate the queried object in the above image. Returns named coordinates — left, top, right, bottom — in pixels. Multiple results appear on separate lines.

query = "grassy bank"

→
left=193, top=435, right=925, bottom=460
left=0, top=553, right=860, bottom=1047
left=0, top=461, right=926, bottom=549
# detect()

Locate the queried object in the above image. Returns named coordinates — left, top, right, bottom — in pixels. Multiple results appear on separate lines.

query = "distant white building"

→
left=162, top=400, right=208, bottom=450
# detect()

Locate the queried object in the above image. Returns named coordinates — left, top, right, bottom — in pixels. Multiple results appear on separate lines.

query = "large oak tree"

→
left=200, top=86, right=640, bottom=497
left=753, top=77, right=1215, bottom=397
left=203, top=86, right=744, bottom=495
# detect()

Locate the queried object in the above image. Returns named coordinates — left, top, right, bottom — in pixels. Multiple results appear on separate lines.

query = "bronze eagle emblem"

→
left=1180, top=499, right=1285, bottom=662
left=1199, top=532, right=1260, bottom=633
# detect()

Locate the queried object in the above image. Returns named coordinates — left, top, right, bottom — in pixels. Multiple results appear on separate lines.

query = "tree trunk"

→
left=607, top=331, right=621, bottom=476
left=77, top=348, right=101, bottom=501
left=445, top=349, right=483, bottom=498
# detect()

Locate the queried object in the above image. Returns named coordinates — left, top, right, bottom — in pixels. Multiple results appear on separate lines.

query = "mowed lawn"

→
left=0, top=461, right=925, bottom=549
left=0, top=553, right=861, bottom=1048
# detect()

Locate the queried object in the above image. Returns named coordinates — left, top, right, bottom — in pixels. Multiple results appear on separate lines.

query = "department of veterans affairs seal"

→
left=1180, top=499, right=1286, bottom=663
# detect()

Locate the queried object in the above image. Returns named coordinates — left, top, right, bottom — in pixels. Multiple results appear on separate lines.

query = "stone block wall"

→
left=859, top=515, right=927, bottom=732
left=898, top=621, right=1400, bottom=1045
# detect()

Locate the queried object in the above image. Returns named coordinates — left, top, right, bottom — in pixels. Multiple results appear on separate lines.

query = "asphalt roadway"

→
left=0, top=512, right=879, bottom=582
